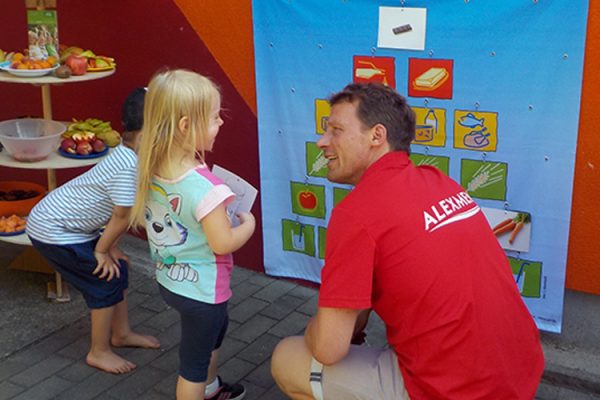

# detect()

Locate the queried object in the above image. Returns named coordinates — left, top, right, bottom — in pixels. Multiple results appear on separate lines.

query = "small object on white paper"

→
left=392, top=24, right=412, bottom=35
left=378, top=7, right=427, bottom=50
left=212, top=164, right=258, bottom=227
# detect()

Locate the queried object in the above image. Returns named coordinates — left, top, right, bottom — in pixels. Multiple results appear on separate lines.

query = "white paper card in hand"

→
left=212, top=164, right=258, bottom=227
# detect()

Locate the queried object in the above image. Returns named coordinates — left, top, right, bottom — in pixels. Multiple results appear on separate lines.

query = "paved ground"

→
left=1, top=234, right=599, bottom=399
left=0, top=235, right=388, bottom=400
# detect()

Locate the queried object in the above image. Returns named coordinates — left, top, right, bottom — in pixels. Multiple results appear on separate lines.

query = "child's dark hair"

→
left=121, top=87, right=146, bottom=143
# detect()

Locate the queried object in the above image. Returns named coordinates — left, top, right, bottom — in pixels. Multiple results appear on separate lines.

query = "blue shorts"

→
left=29, top=237, right=129, bottom=309
left=159, top=285, right=228, bottom=383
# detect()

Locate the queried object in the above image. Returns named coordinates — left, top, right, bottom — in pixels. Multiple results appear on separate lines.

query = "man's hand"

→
left=92, top=251, right=121, bottom=282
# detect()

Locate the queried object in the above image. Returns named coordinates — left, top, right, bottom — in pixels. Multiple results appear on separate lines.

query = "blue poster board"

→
left=253, top=0, right=589, bottom=333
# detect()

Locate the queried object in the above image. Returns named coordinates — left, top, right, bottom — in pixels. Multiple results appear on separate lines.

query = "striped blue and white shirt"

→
left=26, top=145, right=137, bottom=245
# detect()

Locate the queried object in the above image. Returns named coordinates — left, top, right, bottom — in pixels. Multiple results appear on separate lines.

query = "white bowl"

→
left=0, top=119, right=66, bottom=162
left=0, top=62, right=59, bottom=78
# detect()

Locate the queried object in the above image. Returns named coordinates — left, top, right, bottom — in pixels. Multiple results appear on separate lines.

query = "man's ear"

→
left=371, top=124, right=388, bottom=147
left=178, top=116, right=189, bottom=135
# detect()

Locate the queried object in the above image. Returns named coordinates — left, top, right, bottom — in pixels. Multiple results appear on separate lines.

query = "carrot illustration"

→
left=492, top=218, right=513, bottom=232
left=494, top=220, right=516, bottom=236
left=508, top=213, right=530, bottom=244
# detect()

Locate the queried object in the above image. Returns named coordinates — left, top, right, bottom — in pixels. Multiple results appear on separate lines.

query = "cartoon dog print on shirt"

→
left=145, top=184, right=198, bottom=282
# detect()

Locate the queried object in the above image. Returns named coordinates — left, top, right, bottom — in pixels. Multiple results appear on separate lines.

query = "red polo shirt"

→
left=319, top=151, right=544, bottom=399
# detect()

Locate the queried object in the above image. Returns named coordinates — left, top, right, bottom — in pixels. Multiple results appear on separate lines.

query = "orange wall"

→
left=566, top=1, right=600, bottom=294
left=173, top=0, right=257, bottom=115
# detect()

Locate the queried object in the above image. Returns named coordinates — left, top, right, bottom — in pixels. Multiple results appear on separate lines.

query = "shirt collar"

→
left=360, top=151, right=411, bottom=182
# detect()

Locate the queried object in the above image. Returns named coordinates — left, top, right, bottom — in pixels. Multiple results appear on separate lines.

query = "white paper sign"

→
left=378, top=7, right=427, bottom=51
left=212, top=164, right=258, bottom=226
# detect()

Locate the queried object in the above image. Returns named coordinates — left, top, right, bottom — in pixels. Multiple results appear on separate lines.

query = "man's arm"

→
left=305, top=306, right=367, bottom=365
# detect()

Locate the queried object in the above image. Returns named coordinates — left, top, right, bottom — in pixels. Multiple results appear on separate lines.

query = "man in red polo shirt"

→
left=271, top=83, right=544, bottom=399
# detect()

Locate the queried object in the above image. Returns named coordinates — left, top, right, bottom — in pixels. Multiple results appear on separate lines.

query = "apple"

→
left=65, top=55, right=87, bottom=76
left=76, top=141, right=93, bottom=156
left=298, top=190, right=317, bottom=210
left=60, top=138, right=77, bottom=154
left=91, top=138, right=106, bottom=153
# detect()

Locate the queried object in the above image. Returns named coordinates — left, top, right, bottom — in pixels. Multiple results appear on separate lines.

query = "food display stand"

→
left=0, top=69, right=115, bottom=301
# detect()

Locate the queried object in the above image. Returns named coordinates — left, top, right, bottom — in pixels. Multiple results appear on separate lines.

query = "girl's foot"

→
left=86, top=350, right=136, bottom=374
left=111, top=331, right=161, bottom=349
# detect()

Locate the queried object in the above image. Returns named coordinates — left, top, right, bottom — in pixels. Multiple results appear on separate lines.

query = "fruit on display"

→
left=54, top=64, right=72, bottom=79
left=65, top=118, right=121, bottom=147
left=64, top=54, right=87, bottom=75
left=6, top=52, right=57, bottom=70
left=59, top=45, right=116, bottom=73
left=60, top=118, right=121, bottom=156
left=0, top=214, right=27, bottom=234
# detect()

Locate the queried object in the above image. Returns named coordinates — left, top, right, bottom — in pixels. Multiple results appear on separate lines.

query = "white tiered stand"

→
left=0, top=69, right=115, bottom=301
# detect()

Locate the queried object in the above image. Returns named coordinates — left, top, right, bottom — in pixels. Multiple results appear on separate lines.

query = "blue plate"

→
left=0, top=228, right=26, bottom=237
left=58, top=146, right=109, bottom=159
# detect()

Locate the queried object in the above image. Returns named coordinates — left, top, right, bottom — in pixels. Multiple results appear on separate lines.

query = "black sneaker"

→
left=205, top=376, right=246, bottom=400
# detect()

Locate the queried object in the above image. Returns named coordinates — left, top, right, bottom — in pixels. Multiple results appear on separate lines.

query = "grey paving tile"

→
left=247, top=274, right=276, bottom=287
left=259, top=294, right=305, bottom=320
left=239, top=379, right=269, bottom=400
left=56, top=335, right=89, bottom=360
left=53, top=370, right=126, bottom=400
left=229, top=297, right=270, bottom=323
left=9, top=330, right=81, bottom=367
left=126, top=290, right=152, bottom=309
left=0, top=380, right=25, bottom=400
left=122, top=346, right=164, bottom=368
left=297, top=295, right=318, bottom=316
left=228, top=314, right=278, bottom=343
left=252, top=279, right=297, bottom=302
left=134, top=279, right=160, bottom=295
left=152, top=372, right=178, bottom=396
left=10, top=376, right=71, bottom=400
left=237, top=334, right=281, bottom=365
left=268, top=311, right=310, bottom=338
left=139, top=296, right=169, bottom=313
left=0, top=358, right=29, bottom=381
left=261, top=384, right=289, bottom=400
left=288, top=284, right=318, bottom=300
left=155, top=322, right=181, bottom=350
left=55, top=361, right=96, bottom=382
left=129, top=306, right=160, bottom=329
left=218, top=336, right=248, bottom=366
left=9, top=354, right=73, bottom=387
left=231, top=266, right=256, bottom=287
left=245, top=359, right=275, bottom=388
left=142, top=307, right=179, bottom=330
left=105, top=366, right=166, bottom=399
left=150, top=346, right=180, bottom=372
left=218, top=357, right=257, bottom=384
left=229, top=282, right=263, bottom=305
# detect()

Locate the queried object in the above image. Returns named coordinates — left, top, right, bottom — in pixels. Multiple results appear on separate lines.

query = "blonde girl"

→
left=132, top=70, right=255, bottom=400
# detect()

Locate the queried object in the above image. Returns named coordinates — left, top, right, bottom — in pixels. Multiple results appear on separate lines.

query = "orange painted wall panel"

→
left=566, top=1, right=600, bottom=294
left=173, top=0, right=257, bottom=115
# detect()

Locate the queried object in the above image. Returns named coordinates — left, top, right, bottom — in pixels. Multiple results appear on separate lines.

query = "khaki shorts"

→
left=311, top=346, right=410, bottom=400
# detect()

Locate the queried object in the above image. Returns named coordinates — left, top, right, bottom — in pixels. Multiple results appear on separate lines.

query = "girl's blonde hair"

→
left=130, top=69, right=221, bottom=227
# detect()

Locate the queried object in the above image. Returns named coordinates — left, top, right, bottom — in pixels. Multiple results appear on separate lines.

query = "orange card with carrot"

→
left=481, top=207, right=532, bottom=253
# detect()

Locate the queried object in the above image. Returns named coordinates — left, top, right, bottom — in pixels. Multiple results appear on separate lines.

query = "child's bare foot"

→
left=111, top=331, right=161, bottom=349
left=86, top=350, right=136, bottom=374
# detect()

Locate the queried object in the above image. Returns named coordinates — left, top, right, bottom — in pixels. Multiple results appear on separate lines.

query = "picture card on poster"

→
left=212, top=164, right=258, bottom=227
left=481, top=207, right=531, bottom=253
left=378, top=7, right=427, bottom=51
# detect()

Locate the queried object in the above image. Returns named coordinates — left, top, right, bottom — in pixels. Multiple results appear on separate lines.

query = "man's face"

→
left=317, top=101, right=373, bottom=185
